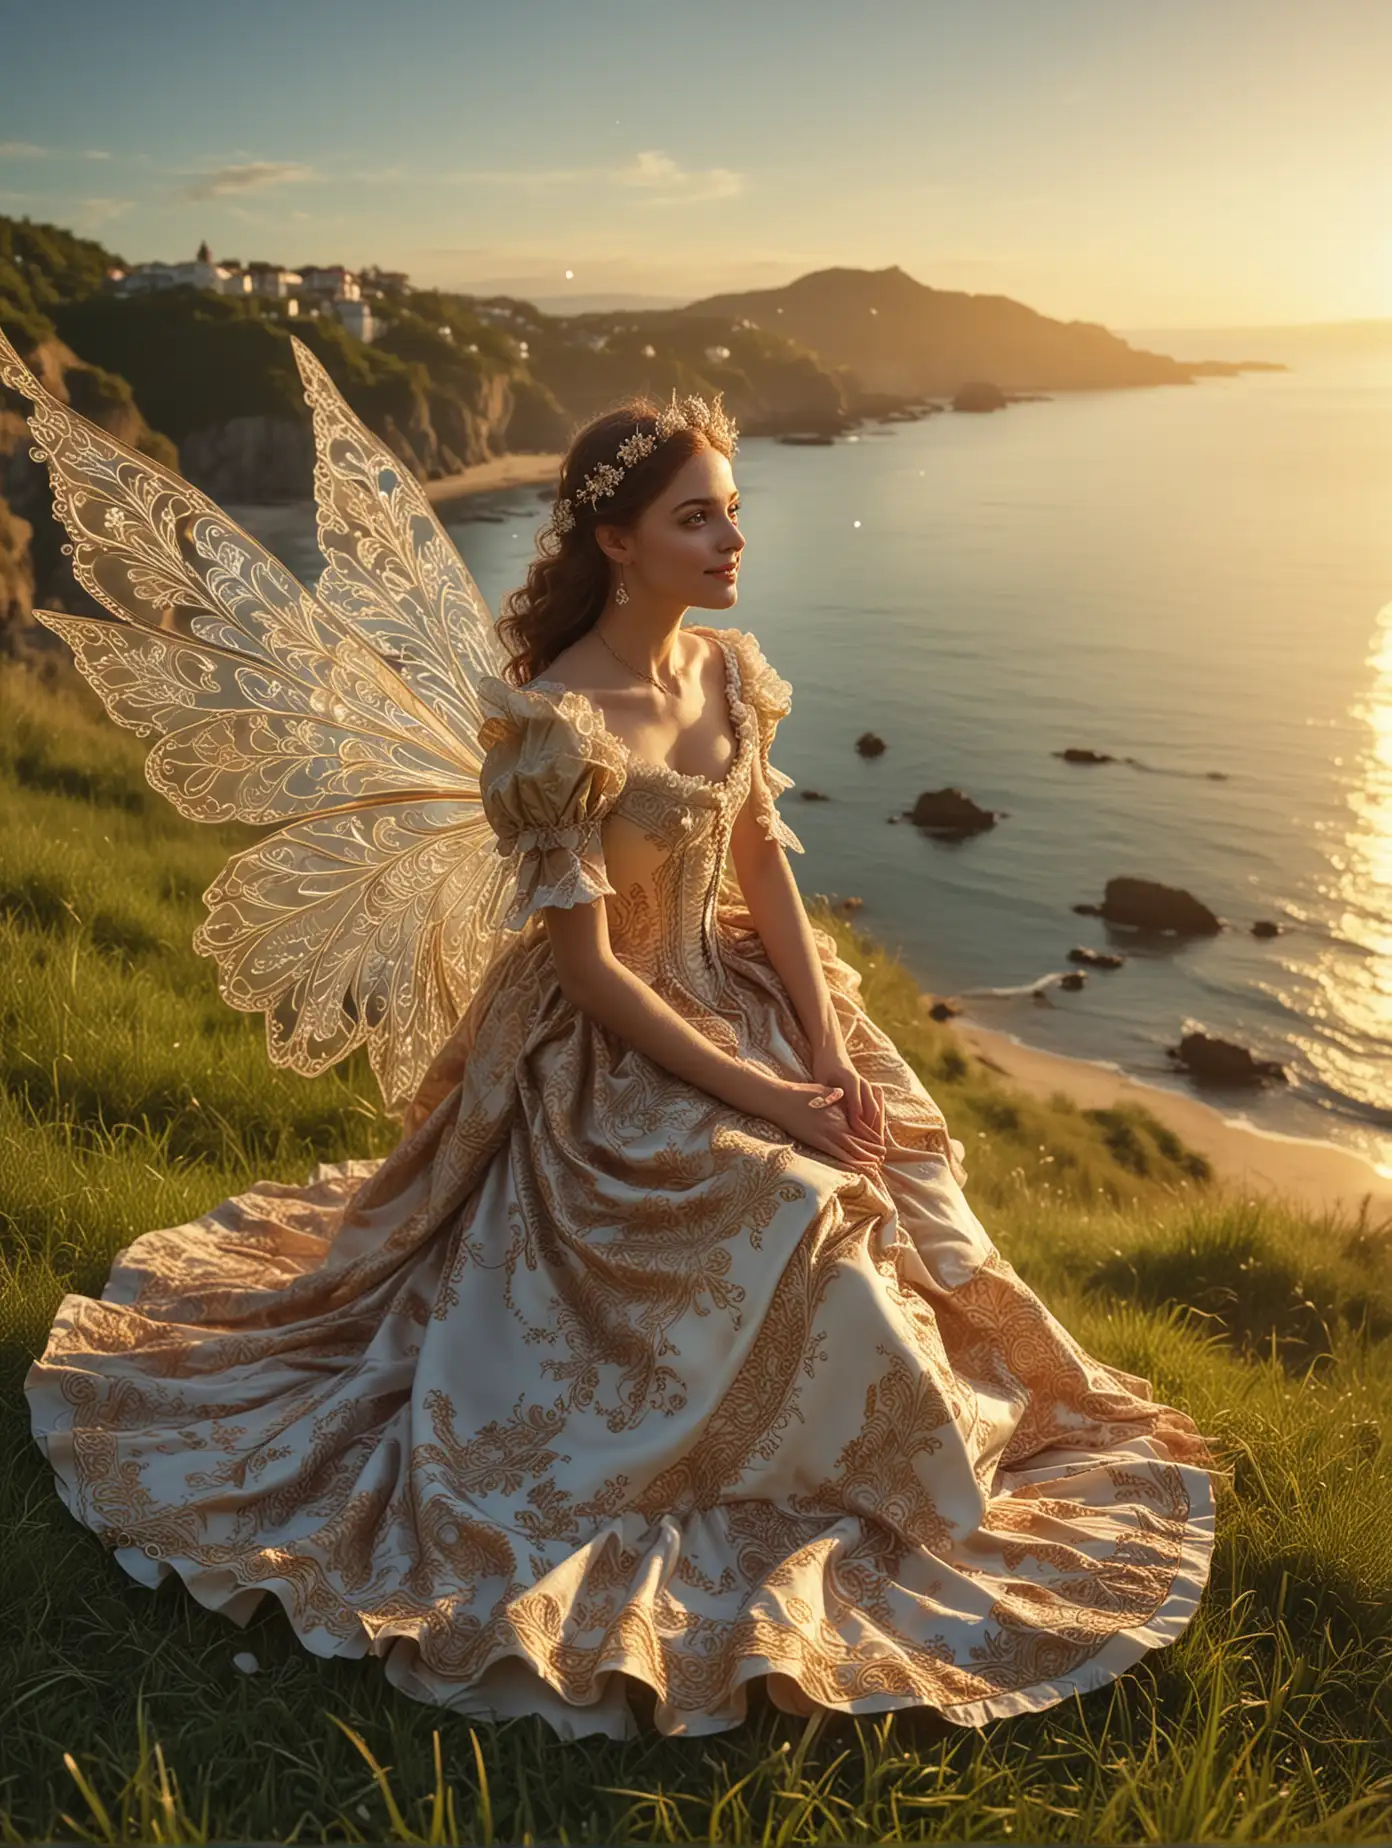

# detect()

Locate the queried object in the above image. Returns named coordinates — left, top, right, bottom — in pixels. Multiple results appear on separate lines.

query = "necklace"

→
left=595, top=622, right=686, bottom=700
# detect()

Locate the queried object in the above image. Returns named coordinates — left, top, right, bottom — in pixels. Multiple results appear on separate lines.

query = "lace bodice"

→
left=476, top=625, right=804, bottom=1006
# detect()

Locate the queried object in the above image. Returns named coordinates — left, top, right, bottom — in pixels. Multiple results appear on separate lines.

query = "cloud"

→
left=442, top=148, right=744, bottom=204
left=0, top=142, right=123, bottom=162
left=615, top=150, right=744, bottom=203
left=180, top=160, right=316, bottom=202
left=77, top=197, right=135, bottom=226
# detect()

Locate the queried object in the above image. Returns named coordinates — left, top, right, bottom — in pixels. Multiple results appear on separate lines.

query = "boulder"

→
left=1074, top=876, right=1221, bottom=934
left=1166, top=1030, right=1288, bottom=1086
left=923, top=996, right=963, bottom=1021
left=905, top=787, right=1001, bottom=837
left=952, top=380, right=1008, bottom=413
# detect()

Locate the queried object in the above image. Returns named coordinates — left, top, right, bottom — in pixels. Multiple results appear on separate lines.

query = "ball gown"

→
left=24, top=621, right=1219, bottom=1741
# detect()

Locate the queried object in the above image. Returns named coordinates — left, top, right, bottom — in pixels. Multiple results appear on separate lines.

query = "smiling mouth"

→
left=708, top=563, right=739, bottom=577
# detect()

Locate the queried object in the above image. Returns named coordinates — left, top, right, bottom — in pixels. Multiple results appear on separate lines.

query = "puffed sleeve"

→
left=475, top=676, right=629, bottom=933
left=736, top=631, right=805, bottom=855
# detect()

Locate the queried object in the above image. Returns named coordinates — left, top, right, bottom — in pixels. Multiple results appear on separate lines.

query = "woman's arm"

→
left=727, top=754, right=887, bottom=1152
left=539, top=867, right=887, bottom=1173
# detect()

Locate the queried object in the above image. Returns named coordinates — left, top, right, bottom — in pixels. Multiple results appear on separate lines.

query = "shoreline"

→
left=224, top=452, right=566, bottom=549
left=422, top=452, right=565, bottom=512
left=943, top=1009, right=1392, bottom=1218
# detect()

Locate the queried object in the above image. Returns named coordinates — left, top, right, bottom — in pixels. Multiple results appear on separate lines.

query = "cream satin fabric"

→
left=25, top=626, right=1219, bottom=1740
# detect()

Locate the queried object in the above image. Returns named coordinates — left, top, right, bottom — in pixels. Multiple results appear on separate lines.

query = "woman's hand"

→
left=762, top=1078, right=887, bottom=1175
left=810, top=1045, right=887, bottom=1154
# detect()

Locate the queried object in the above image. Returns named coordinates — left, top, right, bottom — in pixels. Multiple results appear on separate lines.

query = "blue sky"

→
left=1, top=0, right=1388, bottom=327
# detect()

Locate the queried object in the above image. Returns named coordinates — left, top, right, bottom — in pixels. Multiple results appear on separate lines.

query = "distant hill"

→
left=681, top=264, right=1264, bottom=395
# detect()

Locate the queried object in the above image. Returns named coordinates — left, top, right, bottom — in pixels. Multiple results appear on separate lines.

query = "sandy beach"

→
left=423, top=452, right=565, bottom=511
left=943, top=1008, right=1392, bottom=1220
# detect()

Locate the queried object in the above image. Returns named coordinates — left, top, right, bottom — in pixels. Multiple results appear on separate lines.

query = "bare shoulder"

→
left=534, top=626, right=723, bottom=698
left=525, top=634, right=605, bottom=699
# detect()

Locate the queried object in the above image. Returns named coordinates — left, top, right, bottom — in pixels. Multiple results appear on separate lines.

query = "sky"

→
left=1, top=0, right=1389, bottom=330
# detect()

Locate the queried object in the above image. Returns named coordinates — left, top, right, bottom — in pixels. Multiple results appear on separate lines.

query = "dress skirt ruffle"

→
left=26, top=919, right=1219, bottom=1740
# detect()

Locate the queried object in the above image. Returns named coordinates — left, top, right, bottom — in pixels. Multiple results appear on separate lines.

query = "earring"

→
left=615, top=565, right=630, bottom=606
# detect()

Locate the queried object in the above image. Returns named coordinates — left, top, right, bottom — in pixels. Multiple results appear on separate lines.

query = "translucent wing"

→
left=0, top=321, right=518, bottom=1116
left=293, top=337, right=505, bottom=744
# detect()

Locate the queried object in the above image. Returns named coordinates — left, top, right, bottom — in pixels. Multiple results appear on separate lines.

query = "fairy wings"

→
left=0, top=321, right=524, bottom=1117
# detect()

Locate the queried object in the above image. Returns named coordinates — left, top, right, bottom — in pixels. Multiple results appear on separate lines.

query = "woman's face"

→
left=601, top=444, right=745, bottom=610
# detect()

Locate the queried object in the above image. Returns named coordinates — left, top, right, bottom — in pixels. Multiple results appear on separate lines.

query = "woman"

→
left=9, top=325, right=1219, bottom=1742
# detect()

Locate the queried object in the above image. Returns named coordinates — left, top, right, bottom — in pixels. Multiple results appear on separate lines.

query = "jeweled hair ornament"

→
left=544, top=390, right=739, bottom=541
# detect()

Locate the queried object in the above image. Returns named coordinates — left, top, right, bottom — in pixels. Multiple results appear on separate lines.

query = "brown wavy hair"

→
left=494, top=392, right=737, bottom=686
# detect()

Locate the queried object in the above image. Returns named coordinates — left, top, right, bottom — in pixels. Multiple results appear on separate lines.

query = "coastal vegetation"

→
left=2, top=652, right=1389, bottom=1840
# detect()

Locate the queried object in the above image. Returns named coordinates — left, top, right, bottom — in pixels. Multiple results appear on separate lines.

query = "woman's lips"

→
left=707, top=563, right=739, bottom=579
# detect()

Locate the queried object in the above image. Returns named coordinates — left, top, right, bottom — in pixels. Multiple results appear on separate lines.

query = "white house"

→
left=247, top=263, right=302, bottom=300
left=299, top=265, right=361, bottom=301
left=112, top=257, right=234, bottom=296
left=332, top=299, right=375, bottom=343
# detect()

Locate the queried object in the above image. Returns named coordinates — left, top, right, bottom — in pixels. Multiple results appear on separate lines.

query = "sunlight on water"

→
left=1319, top=598, right=1392, bottom=1115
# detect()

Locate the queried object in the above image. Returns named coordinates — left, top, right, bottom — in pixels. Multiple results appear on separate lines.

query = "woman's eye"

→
left=687, top=505, right=740, bottom=525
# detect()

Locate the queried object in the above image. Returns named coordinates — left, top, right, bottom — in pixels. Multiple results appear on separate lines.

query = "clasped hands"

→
left=764, top=1045, right=888, bottom=1176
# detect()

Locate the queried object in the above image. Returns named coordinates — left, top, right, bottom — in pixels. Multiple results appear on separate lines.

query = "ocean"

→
left=249, top=333, right=1392, bottom=1173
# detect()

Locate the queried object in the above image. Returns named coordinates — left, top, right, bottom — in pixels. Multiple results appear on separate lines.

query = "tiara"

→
left=544, top=390, right=739, bottom=540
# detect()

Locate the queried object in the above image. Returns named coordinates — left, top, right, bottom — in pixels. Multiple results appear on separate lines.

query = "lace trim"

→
left=489, top=818, right=590, bottom=858
left=718, top=629, right=805, bottom=854
left=504, top=851, right=617, bottom=934
left=759, top=803, right=806, bottom=854
left=519, top=630, right=753, bottom=801
left=474, top=678, right=629, bottom=929
left=475, top=678, right=631, bottom=786
left=480, top=632, right=801, bottom=854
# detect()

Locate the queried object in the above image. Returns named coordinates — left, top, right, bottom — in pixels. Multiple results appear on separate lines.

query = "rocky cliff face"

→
left=180, top=416, right=317, bottom=504
left=178, top=366, right=561, bottom=502
left=0, top=338, right=177, bottom=651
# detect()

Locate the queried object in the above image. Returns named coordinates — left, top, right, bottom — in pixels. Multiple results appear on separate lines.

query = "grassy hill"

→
left=1, top=656, right=1389, bottom=1840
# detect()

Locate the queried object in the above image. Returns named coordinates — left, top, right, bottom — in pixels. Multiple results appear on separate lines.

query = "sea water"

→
left=255, top=336, right=1392, bottom=1170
